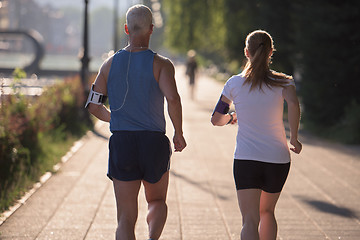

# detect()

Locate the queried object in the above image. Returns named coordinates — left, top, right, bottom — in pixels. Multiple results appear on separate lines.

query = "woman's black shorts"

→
left=233, top=159, right=290, bottom=193
left=108, top=131, right=172, bottom=183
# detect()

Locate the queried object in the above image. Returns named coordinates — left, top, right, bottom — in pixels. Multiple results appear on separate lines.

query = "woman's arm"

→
left=211, top=95, right=237, bottom=126
left=283, top=85, right=302, bottom=154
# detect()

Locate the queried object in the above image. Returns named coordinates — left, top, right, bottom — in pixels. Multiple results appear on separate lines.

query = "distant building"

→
left=0, top=0, right=10, bottom=29
left=0, top=0, right=80, bottom=55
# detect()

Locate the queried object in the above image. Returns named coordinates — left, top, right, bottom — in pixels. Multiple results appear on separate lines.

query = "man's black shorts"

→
left=233, top=159, right=290, bottom=193
left=108, top=131, right=172, bottom=183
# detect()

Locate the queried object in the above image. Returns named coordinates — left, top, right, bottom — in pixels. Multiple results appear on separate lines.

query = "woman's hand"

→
left=290, top=138, right=302, bottom=154
left=228, top=112, right=237, bottom=125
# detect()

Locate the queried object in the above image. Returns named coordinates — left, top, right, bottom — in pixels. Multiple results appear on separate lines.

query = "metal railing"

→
left=0, top=29, right=44, bottom=75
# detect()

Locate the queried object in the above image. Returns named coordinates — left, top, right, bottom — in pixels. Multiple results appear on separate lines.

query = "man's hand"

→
left=173, top=133, right=186, bottom=152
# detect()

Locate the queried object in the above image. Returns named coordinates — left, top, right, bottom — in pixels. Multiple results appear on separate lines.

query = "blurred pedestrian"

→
left=185, top=49, right=198, bottom=100
left=211, top=30, right=302, bottom=240
left=86, top=4, right=186, bottom=240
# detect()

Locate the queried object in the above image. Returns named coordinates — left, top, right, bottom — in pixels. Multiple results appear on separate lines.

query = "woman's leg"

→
left=237, top=189, right=262, bottom=240
left=259, top=191, right=281, bottom=240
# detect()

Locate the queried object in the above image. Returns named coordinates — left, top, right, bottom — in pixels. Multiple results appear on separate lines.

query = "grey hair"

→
left=126, top=4, right=153, bottom=34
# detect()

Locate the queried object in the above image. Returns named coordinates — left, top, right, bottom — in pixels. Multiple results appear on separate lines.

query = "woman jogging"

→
left=211, top=30, right=302, bottom=240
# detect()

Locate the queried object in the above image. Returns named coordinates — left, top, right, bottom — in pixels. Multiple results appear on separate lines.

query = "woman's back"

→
left=222, top=74, right=293, bottom=164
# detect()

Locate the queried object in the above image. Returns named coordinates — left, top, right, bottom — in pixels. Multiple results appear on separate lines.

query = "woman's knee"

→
left=242, top=216, right=260, bottom=237
left=259, top=208, right=275, bottom=219
left=242, top=212, right=260, bottom=226
left=244, top=214, right=260, bottom=223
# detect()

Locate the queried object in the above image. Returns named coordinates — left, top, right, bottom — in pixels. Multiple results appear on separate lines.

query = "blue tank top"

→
left=107, top=49, right=165, bottom=133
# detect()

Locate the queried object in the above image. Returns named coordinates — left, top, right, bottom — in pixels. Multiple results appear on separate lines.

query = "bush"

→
left=0, top=73, right=93, bottom=212
left=332, top=100, right=360, bottom=144
left=302, top=99, right=360, bottom=144
left=295, top=1, right=360, bottom=139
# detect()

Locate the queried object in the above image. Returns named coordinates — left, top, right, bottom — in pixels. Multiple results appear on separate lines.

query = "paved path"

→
left=1, top=65, right=360, bottom=240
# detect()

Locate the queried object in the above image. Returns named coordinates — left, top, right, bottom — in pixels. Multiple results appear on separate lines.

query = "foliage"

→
left=162, top=0, right=295, bottom=73
left=0, top=73, right=93, bottom=212
left=332, top=100, right=360, bottom=143
left=295, top=0, right=360, bottom=131
left=162, top=0, right=360, bottom=143
left=162, top=0, right=226, bottom=64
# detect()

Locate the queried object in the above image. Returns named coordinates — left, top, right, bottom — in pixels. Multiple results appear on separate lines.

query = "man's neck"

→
left=125, top=44, right=148, bottom=52
left=126, top=37, right=150, bottom=52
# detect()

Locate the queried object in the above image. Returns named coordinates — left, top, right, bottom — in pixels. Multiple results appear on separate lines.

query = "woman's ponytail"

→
left=243, top=30, right=290, bottom=91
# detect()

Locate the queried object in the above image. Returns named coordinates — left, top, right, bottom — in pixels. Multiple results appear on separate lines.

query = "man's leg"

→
left=143, top=171, right=169, bottom=240
left=113, top=178, right=141, bottom=240
left=237, top=189, right=262, bottom=240
left=259, top=191, right=281, bottom=240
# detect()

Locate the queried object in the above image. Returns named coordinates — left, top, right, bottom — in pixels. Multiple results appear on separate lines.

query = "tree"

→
left=294, top=0, right=360, bottom=133
left=223, top=0, right=258, bottom=64
left=162, top=0, right=360, bottom=142
left=162, top=0, right=226, bottom=62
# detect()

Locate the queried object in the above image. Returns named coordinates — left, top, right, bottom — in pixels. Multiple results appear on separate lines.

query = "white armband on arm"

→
left=84, top=84, right=108, bottom=108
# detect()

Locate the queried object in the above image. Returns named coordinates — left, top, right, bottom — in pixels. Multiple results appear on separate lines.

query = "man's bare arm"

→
left=87, top=57, right=112, bottom=122
left=156, top=56, right=186, bottom=152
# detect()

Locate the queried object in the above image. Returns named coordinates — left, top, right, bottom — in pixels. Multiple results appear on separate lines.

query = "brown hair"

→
left=242, top=30, right=292, bottom=91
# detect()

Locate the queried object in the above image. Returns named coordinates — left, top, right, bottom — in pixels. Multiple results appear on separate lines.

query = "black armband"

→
left=212, top=96, right=230, bottom=116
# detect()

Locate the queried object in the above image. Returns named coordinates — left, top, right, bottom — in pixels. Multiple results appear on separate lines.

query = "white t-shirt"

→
left=222, top=73, right=295, bottom=164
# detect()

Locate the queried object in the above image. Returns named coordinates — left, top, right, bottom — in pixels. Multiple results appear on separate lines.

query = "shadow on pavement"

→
left=170, top=170, right=230, bottom=201
left=298, top=196, right=358, bottom=218
left=92, top=129, right=109, bottom=140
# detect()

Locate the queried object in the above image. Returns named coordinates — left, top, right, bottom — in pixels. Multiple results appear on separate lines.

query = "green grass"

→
left=0, top=131, right=87, bottom=213
left=0, top=72, right=94, bottom=213
left=38, top=133, right=81, bottom=173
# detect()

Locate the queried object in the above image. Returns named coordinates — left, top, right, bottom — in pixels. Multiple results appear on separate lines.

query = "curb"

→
left=0, top=133, right=88, bottom=226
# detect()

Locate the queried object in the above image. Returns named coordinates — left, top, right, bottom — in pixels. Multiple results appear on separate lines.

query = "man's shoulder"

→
left=99, top=54, right=115, bottom=73
left=154, top=53, right=174, bottom=73
left=154, top=53, right=173, bottom=65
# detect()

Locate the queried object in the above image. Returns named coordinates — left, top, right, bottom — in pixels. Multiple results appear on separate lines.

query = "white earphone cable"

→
left=110, top=50, right=131, bottom=112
